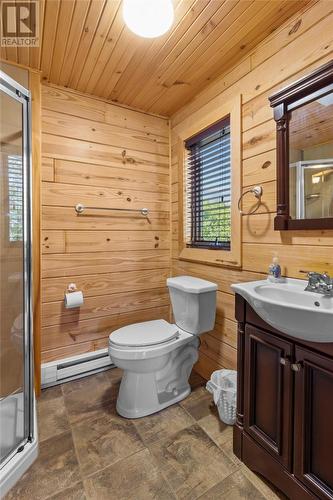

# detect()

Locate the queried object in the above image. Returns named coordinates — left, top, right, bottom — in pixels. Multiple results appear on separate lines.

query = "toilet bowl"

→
left=109, top=276, right=217, bottom=419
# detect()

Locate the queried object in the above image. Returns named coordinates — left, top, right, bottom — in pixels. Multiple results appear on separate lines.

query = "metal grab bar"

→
left=75, top=203, right=149, bottom=217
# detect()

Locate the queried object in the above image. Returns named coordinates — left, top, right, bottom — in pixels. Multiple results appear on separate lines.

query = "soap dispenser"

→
left=268, top=256, right=282, bottom=282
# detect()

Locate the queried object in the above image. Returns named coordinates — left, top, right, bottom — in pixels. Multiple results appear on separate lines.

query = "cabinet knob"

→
left=291, top=363, right=302, bottom=372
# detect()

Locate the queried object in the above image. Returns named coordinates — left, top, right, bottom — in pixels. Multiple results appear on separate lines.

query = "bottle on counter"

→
left=268, top=256, right=283, bottom=282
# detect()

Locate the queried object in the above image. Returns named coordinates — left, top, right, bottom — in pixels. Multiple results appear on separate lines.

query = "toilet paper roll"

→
left=64, top=291, right=84, bottom=309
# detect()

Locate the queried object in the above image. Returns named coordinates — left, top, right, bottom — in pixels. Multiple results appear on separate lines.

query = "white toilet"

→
left=109, top=275, right=217, bottom=418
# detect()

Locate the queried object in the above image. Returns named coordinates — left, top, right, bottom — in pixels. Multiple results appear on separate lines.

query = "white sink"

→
left=231, top=278, right=333, bottom=343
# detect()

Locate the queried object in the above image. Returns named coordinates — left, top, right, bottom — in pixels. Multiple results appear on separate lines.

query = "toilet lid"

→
left=109, top=319, right=179, bottom=347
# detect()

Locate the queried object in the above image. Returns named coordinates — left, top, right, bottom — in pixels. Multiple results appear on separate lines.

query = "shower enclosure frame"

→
left=290, top=159, right=333, bottom=219
left=0, top=69, right=37, bottom=494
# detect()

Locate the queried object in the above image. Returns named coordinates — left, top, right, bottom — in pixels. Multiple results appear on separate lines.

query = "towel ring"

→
left=237, top=185, right=263, bottom=215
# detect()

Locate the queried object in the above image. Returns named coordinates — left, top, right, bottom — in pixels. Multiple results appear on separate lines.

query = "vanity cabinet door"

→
left=244, top=325, right=293, bottom=469
left=294, top=347, right=333, bottom=499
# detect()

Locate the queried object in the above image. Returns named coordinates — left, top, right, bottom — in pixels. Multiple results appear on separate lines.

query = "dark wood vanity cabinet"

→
left=244, top=326, right=293, bottom=469
left=234, top=295, right=333, bottom=500
left=293, top=347, right=333, bottom=498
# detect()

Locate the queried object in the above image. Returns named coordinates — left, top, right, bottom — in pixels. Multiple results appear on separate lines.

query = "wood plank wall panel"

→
left=171, top=0, right=333, bottom=378
left=41, top=85, right=170, bottom=362
left=1, top=0, right=311, bottom=115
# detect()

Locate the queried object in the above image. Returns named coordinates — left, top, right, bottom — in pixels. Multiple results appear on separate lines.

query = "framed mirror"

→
left=269, top=60, right=333, bottom=230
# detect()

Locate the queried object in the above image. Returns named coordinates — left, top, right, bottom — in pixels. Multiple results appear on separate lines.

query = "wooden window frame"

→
left=177, top=95, right=241, bottom=268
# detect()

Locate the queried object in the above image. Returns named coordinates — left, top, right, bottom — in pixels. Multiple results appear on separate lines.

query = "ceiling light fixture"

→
left=123, top=0, right=174, bottom=38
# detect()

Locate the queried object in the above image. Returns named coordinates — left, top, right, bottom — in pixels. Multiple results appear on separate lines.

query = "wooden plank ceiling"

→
left=1, top=0, right=312, bottom=116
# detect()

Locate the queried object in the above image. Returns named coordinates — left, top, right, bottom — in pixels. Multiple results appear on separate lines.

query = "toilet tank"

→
left=167, top=276, right=217, bottom=335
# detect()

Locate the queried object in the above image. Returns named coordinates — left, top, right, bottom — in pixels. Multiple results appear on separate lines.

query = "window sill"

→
left=179, top=247, right=241, bottom=269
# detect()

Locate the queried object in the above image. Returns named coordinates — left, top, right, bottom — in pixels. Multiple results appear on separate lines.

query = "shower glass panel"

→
left=289, top=160, right=333, bottom=219
left=0, top=71, right=33, bottom=468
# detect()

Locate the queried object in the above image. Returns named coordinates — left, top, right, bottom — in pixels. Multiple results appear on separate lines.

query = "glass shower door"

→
left=0, top=72, right=33, bottom=467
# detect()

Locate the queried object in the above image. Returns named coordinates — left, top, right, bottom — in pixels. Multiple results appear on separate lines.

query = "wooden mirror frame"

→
left=269, top=60, right=333, bottom=231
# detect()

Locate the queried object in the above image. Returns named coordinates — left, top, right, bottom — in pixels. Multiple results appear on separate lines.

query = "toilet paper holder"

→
left=64, top=284, right=84, bottom=309
left=67, top=283, right=77, bottom=293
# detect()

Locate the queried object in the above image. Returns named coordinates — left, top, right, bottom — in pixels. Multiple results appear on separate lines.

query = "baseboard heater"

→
left=41, top=348, right=114, bottom=388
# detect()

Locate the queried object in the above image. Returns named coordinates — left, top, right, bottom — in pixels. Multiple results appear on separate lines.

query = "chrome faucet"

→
left=304, top=271, right=333, bottom=295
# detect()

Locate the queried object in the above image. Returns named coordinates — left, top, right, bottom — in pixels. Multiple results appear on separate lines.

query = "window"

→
left=185, top=117, right=231, bottom=250
left=177, top=95, right=241, bottom=268
left=8, top=154, right=23, bottom=242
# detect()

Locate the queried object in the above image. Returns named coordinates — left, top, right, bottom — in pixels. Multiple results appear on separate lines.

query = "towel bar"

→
left=75, top=204, right=149, bottom=217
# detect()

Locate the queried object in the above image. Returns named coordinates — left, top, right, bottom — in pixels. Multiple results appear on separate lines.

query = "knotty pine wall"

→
left=41, top=85, right=170, bottom=362
left=171, top=0, right=333, bottom=379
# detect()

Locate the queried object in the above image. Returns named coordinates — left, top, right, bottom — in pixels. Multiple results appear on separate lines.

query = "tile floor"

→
left=5, top=369, right=285, bottom=500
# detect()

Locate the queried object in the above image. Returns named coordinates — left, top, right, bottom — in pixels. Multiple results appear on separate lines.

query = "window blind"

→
left=8, top=154, right=23, bottom=242
left=184, top=116, right=231, bottom=249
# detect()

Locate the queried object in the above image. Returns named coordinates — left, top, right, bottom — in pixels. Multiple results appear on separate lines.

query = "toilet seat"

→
left=109, top=319, right=179, bottom=347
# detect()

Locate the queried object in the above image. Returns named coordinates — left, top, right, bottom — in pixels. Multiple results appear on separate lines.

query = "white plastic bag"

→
left=206, top=369, right=237, bottom=425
